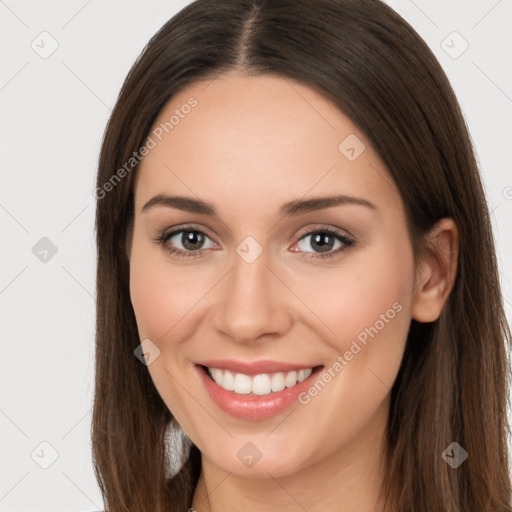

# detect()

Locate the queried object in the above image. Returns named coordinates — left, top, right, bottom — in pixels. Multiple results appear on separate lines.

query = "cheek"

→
left=129, top=237, right=209, bottom=341
left=287, top=239, right=414, bottom=453
left=292, top=235, right=414, bottom=346
left=129, top=252, right=169, bottom=340
left=290, top=231, right=415, bottom=421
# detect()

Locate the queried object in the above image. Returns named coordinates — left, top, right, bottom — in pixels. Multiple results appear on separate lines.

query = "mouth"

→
left=195, top=361, right=325, bottom=420
left=197, top=364, right=324, bottom=397
left=195, top=362, right=325, bottom=420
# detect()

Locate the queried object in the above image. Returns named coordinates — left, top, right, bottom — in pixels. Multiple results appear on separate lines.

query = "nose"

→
left=210, top=248, right=293, bottom=345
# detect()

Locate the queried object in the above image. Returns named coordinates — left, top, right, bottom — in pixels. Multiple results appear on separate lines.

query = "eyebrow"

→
left=141, top=194, right=377, bottom=216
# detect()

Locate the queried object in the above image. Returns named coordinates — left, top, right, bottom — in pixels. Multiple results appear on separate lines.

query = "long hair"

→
left=92, top=0, right=512, bottom=510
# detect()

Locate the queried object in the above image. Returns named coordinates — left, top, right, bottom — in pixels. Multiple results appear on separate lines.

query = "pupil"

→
left=312, top=233, right=334, bottom=253
left=182, top=230, right=204, bottom=250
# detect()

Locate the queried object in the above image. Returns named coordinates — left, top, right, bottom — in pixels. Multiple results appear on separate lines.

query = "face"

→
left=129, top=72, right=417, bottom=478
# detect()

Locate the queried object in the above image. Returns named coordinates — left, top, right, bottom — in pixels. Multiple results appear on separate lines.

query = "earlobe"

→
left=411, top=218, right=459, bottom=323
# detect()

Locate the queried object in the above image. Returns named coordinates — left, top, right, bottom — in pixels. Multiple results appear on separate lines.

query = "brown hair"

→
left=92, top=0, right=512, bottom=510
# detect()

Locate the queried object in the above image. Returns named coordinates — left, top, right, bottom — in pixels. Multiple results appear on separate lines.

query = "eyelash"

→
left=153, top=224, right=355, bottom=261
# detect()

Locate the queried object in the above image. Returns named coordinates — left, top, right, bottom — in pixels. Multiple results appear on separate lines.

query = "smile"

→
left=205, top=366, right=314, bottom=396
left=195, top=362, right=324, bottom=420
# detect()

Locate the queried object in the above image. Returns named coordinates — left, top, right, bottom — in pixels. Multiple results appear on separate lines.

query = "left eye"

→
left=294, top=229, right=353, bottom=256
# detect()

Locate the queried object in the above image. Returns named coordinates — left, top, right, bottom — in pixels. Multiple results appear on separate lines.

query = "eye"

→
left=293, top=227, right=354, bottom=259
left=154, top=225, right=355, bottom=261
left=155, top=226, right=217, bottom=259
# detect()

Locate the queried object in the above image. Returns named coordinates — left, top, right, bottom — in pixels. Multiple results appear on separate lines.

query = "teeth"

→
left=271, top=372, right=286, bottom=392
left=284, top=371, right=297, bottom=388
left=207, top=367, right=313, bottom=396
left=252, top=374, right=271, bottom=395
left=233, top=373, right=252, bottom=394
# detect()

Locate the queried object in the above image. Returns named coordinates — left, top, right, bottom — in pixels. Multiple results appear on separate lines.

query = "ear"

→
left=411, top=217, right=459, bottom=323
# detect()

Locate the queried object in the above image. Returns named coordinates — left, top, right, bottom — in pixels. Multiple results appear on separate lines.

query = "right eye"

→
left=155, top=226, right=218, bottom=259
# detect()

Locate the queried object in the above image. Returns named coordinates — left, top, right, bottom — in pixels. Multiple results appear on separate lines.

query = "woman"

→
left=92, top=0, right=512, bottom=510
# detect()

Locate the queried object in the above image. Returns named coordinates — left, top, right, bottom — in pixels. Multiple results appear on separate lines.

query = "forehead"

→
left=134, top=72, right=400, bottom=216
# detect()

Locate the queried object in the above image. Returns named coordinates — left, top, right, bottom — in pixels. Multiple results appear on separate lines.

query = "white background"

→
left=1, top=0, right=511, bottom=510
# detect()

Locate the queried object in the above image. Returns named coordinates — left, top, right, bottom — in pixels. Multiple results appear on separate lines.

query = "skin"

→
left=128, top=72, right=458, bottom=512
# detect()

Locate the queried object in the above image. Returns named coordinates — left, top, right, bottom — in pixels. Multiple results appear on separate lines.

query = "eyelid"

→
left=158, top=223, right=218, bottom=242
left=294, top=223, right=354, bottom=241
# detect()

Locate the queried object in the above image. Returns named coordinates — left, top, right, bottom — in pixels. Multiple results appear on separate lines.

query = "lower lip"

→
left=196, top=364, right=323, bottom=420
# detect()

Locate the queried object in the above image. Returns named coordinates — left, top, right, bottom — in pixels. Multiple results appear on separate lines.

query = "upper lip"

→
left=196, top=359, right=321, bottom=376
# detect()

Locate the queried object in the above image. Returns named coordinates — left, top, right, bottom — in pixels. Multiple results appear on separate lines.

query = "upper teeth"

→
left=207, top=367, right=313, bottom=396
